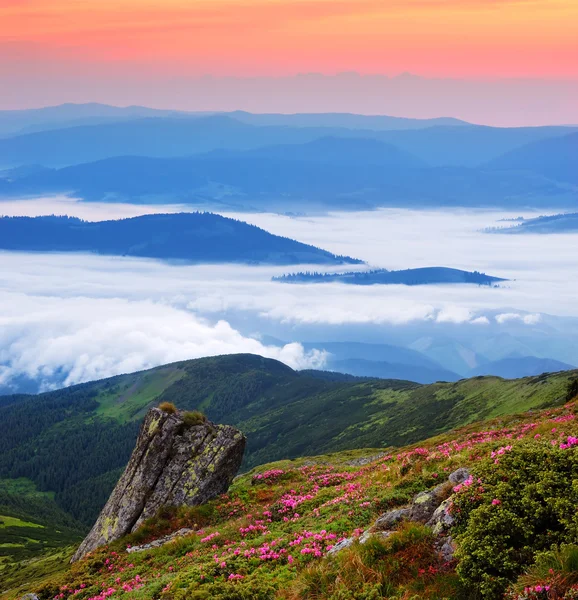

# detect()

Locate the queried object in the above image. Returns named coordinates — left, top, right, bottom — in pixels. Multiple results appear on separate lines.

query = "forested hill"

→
left=0, top=213, right=361, bottom=265
left=0, top=353, right=574, bottom=535
left=273, top=267, right=505, bottom=286
left=488, top=212, right=578, bottom=234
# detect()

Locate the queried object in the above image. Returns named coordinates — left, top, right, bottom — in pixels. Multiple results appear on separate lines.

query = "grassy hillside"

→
left=5, top=385, right=578, bottom=599
left=0, top=355, right=574, bottom=522
left=0, top=354, right=576, bottom=592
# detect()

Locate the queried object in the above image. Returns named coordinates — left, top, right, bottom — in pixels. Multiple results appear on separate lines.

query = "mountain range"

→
left=2, top=149, right=572, bottom=211
left=0, top=103, right=469, bottom=138
left=0, top=213, right=361, bottom=265
left=1, top=109, right=577, bottom=211
left=487, top=131, right=578, bottom=185
left=0, top=107, right=576, bottom=168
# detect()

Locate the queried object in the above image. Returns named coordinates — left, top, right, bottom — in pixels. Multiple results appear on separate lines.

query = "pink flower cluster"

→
left=252, top=469, right=285, bottom=483
left=453, top=475, right=474, bottom=493
left=550, top=413, right=575, bottom=423
left=491, top=445, right=513, bottom=464
left=200, top=531, right=220, bottom=543
left=289, top=529, right=338, bottom=557
left=559, top=435, right=578, bottom=450
left=239, top=521, right=269, bottom=537
left=277, top=489, right=317, bottom=514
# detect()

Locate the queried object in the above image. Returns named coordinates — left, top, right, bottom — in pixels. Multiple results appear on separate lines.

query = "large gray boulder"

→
left=71, top=407, right=245, bottom=562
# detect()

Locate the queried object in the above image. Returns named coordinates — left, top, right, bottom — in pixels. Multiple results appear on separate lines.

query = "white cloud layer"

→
left=0, top=292, right=327, bottom=390
left=2, top=200, right=578, bottom=388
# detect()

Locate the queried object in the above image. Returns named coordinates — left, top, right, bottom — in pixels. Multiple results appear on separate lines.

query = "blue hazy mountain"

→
left=376, top=125, right=578, bottom=167
left=486, top=132, right=578, bottom=184
left=260, top=338, right=461, bottom=384
left=0, top=103, right=189, bottom=137
left=489, top=213, right=578, bottom=234
left=2, top=148, right=572, bottom=210
left=225, top=110, right=471, bottom=131
left=0, top=213, right=362, bottom=265
left=273, top=267, right=505, bottom=286
left=466, top=356, right=576, bottom=379
left=210, top=136, right=427, bottom=168
left=0, top=111, right=576, bottom=168
left=330, top=358, right=460, bottom=384
left=0, top=104, right=470, bottom=137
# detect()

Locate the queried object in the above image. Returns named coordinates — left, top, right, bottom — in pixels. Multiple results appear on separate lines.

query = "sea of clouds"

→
left=1, top=197, right=577, bottom=390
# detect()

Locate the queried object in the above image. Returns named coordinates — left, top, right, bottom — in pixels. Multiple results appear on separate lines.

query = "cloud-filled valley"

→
left=1, top=200, right=578, bottom=391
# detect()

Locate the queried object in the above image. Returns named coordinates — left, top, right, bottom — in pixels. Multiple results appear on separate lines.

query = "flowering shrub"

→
left=453, top=441, right=578, bottom=599
left=251, top=469, right=286, bottom=485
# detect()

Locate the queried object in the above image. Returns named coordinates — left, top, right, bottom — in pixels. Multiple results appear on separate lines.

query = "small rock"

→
left=427, top=498, right=455, bottom=535
left=408, top=484, right=446, bottom=523
left=448, top=467, right=470, bottom=486
left=436, top=536, right=456, bottom=562
left=21, top=595, right=39, bottom=600
left=373, top=507, right=411, bottom=531
left=345, top=453, right=385, bottom=467
left=126, top=527, right=195, bottom=553
left=327, top=537, right=355, bottom=555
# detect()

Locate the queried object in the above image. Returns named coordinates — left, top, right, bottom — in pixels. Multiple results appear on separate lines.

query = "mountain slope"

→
left=466, top=356, right=576, bottom=379
left=3, top=152, right=572, bottom=210
left=0, top=213, right=361, bottom=265
left=216, top=136, right=426, bottom=168
left=490, top=212, right=578, bottom=234
left=0, top=113, right=575, bottom=168
left=486, top=132, right=578, bottom=184
left=7, top=381, right=578, bottom=599
left=226, top=110, right=471, bottom=130
left=330, top=358, right=460, bottom=384
left=0, top=103, right=186, bottom=137
left=0, top=354, right=574, bottom=531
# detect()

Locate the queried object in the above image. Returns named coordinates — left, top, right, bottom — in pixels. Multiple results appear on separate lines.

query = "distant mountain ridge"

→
left=0, top=111, right=576, bottom=168
left=0, top=103, right=471, bottom=138
left=466, top=356, right=576, bottom=379
left=330, top=358, right=460, bottom=384
left=2, top=149, right=573, bottom=211
left=487, top=131, right=578, bottom=184
left=210, top=136, right=427, bottom=168
left=0, top=213, right=362, bottom=265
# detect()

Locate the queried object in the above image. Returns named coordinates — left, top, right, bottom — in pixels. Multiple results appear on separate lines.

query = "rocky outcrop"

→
left=329, top=468, right=470, bottom=560
left=71, top=407, right=246, bottom=562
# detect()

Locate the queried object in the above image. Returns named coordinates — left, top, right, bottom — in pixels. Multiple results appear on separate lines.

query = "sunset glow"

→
left=2, top=0, right=577, bottom=79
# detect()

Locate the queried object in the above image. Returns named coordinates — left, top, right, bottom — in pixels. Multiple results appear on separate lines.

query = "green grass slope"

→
left=0, top=354, right=575, bottom=587
left=6, top=386, right=578, bottom=599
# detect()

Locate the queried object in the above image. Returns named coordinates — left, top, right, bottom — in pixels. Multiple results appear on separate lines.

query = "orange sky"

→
left=1, top=0, right=577, bottom=78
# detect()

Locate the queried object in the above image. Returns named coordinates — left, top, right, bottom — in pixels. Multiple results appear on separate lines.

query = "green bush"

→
left=452, top=441, right=578, bottom=599
left=159, top=401, right=177, bottom=414
left=182, top=410, right=207, bottom=427
left=508, top=544, right=578, bottom=598
left=566, top=379, right=578, bottom=402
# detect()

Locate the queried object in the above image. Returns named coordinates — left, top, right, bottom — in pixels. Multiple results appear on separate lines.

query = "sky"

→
left=2, top=199, right=578, bottom=390
left=1, top=0, right=577, bottom=124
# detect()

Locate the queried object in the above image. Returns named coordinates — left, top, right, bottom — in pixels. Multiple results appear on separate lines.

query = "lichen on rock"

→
left=71, top=407, right=245, bottom=562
